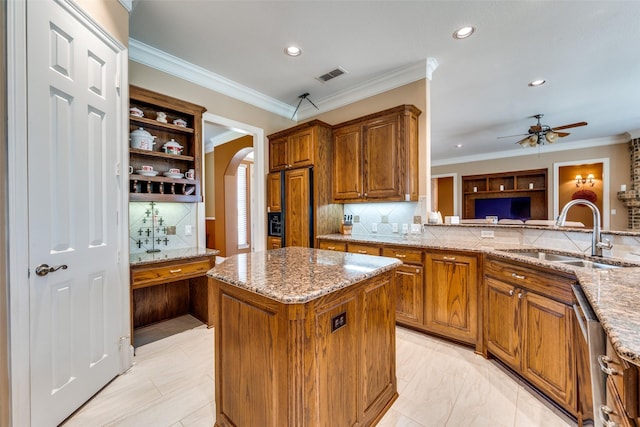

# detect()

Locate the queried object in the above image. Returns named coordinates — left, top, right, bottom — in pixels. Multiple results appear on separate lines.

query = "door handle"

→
left=35, top=263, right=68, bottom=277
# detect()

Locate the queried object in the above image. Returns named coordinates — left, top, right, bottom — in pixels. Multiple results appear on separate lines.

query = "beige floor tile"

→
left=65, top=316, right=577, bottom=427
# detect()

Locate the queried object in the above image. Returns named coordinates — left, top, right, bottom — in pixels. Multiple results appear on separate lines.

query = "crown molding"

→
left=432, top=134, right=628, bottom=167
left=129, top=38, right=296, bottom=119
left=295, top=61, right=427, bottom=120
left=118, top=0, right=132, bottom=12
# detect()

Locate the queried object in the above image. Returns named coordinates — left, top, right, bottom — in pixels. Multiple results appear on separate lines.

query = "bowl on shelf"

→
left=173, top=118, right=187, bottom=127
left=162, top=139, right=183, bottom=155
left=135, top=170, right=159, bottom=177
left=163, top=171, right=184, bottom=179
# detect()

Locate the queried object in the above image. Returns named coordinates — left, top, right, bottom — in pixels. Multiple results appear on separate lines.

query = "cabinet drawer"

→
left=382, top=247, right=423, bottom=265
left=318, top=241, right=347, bottom=252
left=131, top=258, right=213, bottom=289
left=602, top=338, right=639, bottom=419
left=604, top=376, right=636, bottom=427
left=348, top=243, right=381, bottom=256
left=484, top=258, right=574, bottom=304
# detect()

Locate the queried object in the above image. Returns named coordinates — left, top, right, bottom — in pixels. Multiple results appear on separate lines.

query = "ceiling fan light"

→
left=528, top=135, right=538, bottom=146
left=545, top=131, right=558, bottom=143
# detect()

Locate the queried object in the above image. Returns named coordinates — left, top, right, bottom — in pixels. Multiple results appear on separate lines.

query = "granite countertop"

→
left=130, top=247, right=219, bottom=266
left=206, top=246, right=401, bottom=304
left=318, top=233, right=640, bottom=366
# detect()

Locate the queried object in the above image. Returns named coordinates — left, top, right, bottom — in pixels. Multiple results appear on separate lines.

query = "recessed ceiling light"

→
left=528, top=79, right=546, bottom=87
left=284, top=46, right=302, bottom=57
left=453, top=26, right=475, bottom=40
left=455, top=144, right=463, bottom=148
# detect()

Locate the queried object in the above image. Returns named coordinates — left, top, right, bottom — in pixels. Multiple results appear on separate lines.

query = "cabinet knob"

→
left=599, top=405, right=619, bottom=427
left=169, top=269, right=183, bottom=273
left=511, top=272, right=526, bottom=280
left=509, top=289, right=515, bottom=296
left=517, top=292, right=524, bottom=299
left=443, top=256, right=456, bottom=261
left=358, top=250, right=367, bottom=254
left=395, top=254, right=407, bottom=258
left=364, top=193, right=368, bottom=197
left=597, top=355, right=619, bottom=376
left=327, top=246, right=336, bottom=250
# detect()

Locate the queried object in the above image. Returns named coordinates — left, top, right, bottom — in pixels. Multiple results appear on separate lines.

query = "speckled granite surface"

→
left=130, top=247, right=219, bottom=266
left=318, top=233, right=640, bottom=366
left=206, top=246, right=401, bottom=304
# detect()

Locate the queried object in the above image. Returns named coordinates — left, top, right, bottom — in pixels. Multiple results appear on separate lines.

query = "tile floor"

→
left=63, top=315, right=577, bottom=427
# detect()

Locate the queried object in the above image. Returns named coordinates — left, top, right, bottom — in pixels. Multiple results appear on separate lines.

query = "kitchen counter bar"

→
left=207, top=247, right=401, bottom=427
left=318, top=233, right=640, bottom=366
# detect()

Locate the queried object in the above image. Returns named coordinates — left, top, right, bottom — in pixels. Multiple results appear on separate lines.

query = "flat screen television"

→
left=475, top=197, right=531, bottom=221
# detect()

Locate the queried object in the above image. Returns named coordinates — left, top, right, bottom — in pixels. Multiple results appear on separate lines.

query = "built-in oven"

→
left=572, top=284, right=606, bottom=427
left=268, top=212, right=282, bottom=237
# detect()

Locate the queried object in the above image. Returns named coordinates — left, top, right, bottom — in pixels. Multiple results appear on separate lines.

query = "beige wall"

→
left=307, top=79, right=428, bottom=195
left=432, top=143, right=630, bottom=230
left=75, top=0, right=129, bottom=45
left=204, top=151, right=216, bottom=218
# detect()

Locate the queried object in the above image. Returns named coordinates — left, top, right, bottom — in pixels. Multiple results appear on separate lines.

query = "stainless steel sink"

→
left=500, top=249, right=622, bottom=269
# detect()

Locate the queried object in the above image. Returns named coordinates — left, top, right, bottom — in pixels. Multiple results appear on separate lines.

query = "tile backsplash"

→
left=129, top=202, right=197, bottom=253
left=343, top=201, right=425, bottom=236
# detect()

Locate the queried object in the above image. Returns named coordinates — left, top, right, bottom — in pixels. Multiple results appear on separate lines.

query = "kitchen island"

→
left=207, top=247, right=402, bottom=427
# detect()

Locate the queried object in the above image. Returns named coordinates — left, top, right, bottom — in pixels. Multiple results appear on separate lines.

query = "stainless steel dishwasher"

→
left=572, top=284, right=606, bottom=427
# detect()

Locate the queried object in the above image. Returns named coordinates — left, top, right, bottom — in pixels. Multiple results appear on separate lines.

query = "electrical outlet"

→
left=185, top=225, right=193, bottom=236
left=401, top=224, right=409, bottom=234
left=166, top=226, right=176, bottom=235
left=480, top=230, right=494, bottom=238
left=381, top=215, right=389, bottom=224
left=371, top=222, right=378, bottom=233
left=413, top=216, right=422, bottom=224
left=392, top=223, right=399, bottom=233
left=353, top=215, right=360, bottom=223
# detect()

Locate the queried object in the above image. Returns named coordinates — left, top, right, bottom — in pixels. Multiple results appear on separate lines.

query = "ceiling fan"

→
left=499, top=114, right=588, bottom=147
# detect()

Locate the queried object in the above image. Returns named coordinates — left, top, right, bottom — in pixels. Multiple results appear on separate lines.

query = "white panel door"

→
left=27, top=1, right=122, bottom=425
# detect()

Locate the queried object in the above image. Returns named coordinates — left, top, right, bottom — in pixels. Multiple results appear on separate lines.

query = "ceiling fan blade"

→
left=556, top=131, right=570, bottom=137
left=552, top=121, right=587, bottom=131
left=497, top=133, right=529, bottom=139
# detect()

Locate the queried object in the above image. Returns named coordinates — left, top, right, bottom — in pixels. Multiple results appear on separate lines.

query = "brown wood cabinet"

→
left=129, top=254, right=216, bottom=345
left=266, top=236, right=282, bottom=249
left=284, top=168, right=312, bottom=247
left=211, top=269, right=397, bottom=426
left=484, top=257, right=577, bottom=415
left=128, top=86, right=206, bottom=202
left=600, top=337, right=640, bottom=426
left=332, top=105, right=421, bottom=203
left=462, top=169, right=548, bottom=220
left=382, top=247, right=424, bottom=326
left=267, top=121, right=342, bottom=246
left=268, top=125, right=315, bottom=172
left=266, top=172, right=281, bottom=212
left=424, top=250, right=479, bottom=345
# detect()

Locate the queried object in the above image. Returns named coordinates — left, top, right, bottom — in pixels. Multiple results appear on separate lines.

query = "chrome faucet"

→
left=556, top=199, right=613, bottom=257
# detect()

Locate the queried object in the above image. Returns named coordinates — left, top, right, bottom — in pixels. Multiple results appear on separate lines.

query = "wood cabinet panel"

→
left=393, top=264, right=424, bottom=325
left=267, top=172, right=281, bottom=212
left=424, top=251, right=478, bottom=344
left=288, top=128, right=314, bottom=168
left=284, top=168, right=311, bottom=247
left=267, top=236, right=282, bottom=249
left=364, top=114, right=400, bottom=200
left=485, top=277, right=521, bottom=368
left=382, top=247, right=423, bottom=265
left=318, top=240, right=346, bottom=252
left=522, top=291, right=575, bottom=406
left=332, top=105, right=421, bottom=203
left=268, top=137, right=288, bottom=171
left=348, top=243, right=381, bottom=256
left=332, top=124, right=362, bottom=201
left=131, top=259, right=213, bottom=289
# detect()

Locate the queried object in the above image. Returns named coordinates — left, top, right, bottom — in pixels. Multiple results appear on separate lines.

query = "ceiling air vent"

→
left=316, top=67, right=347, bottom=83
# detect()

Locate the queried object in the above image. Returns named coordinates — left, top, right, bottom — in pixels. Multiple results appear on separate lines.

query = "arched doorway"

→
left=224, top=148, right=254, bottom=256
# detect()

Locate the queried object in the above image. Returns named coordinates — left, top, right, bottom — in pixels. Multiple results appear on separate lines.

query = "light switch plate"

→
left=392, top=223, right=399, bottom=233
left=185, top=224, right=193, bottom=236
left=371, top=222, right=378, bottom=233
left=480, top=230, right=494, bottom=238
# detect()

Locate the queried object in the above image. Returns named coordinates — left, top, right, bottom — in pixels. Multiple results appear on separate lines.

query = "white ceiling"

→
left=129, top=1, right=640, bottom=164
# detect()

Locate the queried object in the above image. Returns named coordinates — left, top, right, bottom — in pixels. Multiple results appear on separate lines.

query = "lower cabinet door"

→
left=521, top=291, right=576, bottom=411
left=425, top=252, right=478, bottom=344
left=485, top=277, right=521, bottom=369
left=394, top=264, right=424, bottom=325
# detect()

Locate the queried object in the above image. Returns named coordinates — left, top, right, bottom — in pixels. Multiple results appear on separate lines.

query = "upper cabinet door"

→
left=363, top=114, right=401, bottom=200
left=269, top=137, right=288, bottom=171
left=267, top=172, right=282, bottom=212
left=288, top=129, right=314, bottom=169
left=332, top=124, right=363, bottom=201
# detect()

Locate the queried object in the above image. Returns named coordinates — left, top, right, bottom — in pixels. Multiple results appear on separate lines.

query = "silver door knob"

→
left=35, top=264, right=68, bottom=276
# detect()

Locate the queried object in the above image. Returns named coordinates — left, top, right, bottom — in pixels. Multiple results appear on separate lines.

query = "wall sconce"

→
left=575, top=173, right=595, bottom=187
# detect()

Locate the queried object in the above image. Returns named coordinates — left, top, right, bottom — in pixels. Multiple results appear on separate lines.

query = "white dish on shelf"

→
left=135, top=170, right=159, bottom=177
left=163, top=172, right=184, bottom=179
